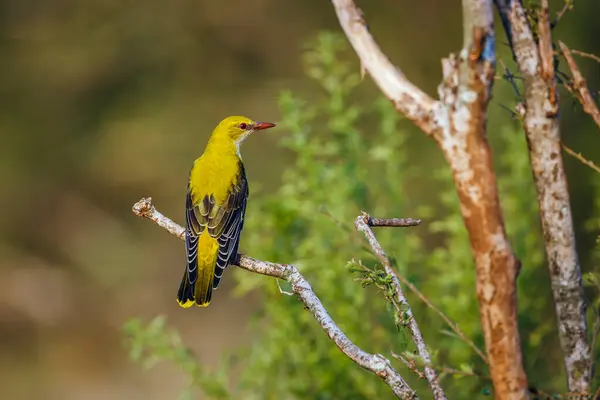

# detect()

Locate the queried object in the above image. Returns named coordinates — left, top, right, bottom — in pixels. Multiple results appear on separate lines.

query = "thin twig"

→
left=538, top=0, right=554, bottom=80
left=498, top=58, right=523, bottom=98
left=132, top=197, right=417, bottom=399
left=355, top=212, right=447, bottom=400
left=551, top=0, right=573, bottom=28
left=391, top=352, right=490, bottom=381
left=562, top=144, right=600, bottom=175
left=434, top=365, right=489, bottom=380
left=561, top=77, right=578, bottom=98
left=594, top=384, right=600, bottom=400
left=559, top=41, right=600, bottom=130
left=571, top=49, right=600, bottom=64
left=494, top=0, right=516, bottom=57
left=498, top=103, right=521, bottom=120
left=395, top=353, right=426, bottom=380
left=276, top=279, right=294, bottom=296
left=393, top=269, right=489, bottom=365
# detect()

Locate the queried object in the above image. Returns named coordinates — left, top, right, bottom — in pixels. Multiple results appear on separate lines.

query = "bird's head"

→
left=213, top=116, right=276, bottom=145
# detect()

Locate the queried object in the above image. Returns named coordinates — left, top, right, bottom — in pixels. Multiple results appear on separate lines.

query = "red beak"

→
left=253, top=121, right=276, bottom=130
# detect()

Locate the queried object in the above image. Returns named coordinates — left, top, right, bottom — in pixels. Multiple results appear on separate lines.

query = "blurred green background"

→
left=1, top=1, right=600, bottom=399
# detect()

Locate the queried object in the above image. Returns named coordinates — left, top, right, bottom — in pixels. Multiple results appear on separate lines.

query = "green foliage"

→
left=124, top=316, right=230, bottom=400
left=348, top=259, right=411, bottom=333
left=125, top=31, right=598, bottom=398
left=235, top=32, right=410, bottom=399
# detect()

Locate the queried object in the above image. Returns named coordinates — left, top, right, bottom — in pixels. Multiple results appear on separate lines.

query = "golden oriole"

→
left=177, top=116, right=276, bottom=308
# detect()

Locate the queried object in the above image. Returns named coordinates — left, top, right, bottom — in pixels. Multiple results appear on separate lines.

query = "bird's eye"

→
left=238, top=123, right=247, bottom=130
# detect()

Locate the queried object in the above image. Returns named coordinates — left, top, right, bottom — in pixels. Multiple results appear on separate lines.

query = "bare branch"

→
left=498, top=58, right=523, bottom=99
left=562, top=144, right=600, bottom=175
left=572, top=49, right=600, bottom=64
left=391, top=352, right=491, bottom=381
left=559, top=41, right=600, bottom=130
left=505, top=1, right=591, bottom=394
left=552, top=0, right=574, bottom=28
left=538, top=0, right=554, bottom=81
left=367, top=216, right=421, bottom=227
left=132, top=197, right=417, bottom=399
left=133, top=197, right=185, bottom=240
left=355, top=213, right=447, bottom=400
left=330, top=0, right=442, bottom=139
left=394, top=353, right=426, bottom=380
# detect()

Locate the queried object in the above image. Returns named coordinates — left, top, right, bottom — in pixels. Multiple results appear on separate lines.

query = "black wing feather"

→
left=183, top=164, right=248, bottom=294
left=212, top=168, right=248, bottom=289
left=185, top=192, right=200, bottom=284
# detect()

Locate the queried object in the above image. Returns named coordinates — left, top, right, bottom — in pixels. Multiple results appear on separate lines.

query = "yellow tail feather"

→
left=194, top=231, right=218, bottom=307
left=176, top=274, right=195, bottom=308
left=174, top=231, right=219, bottom=308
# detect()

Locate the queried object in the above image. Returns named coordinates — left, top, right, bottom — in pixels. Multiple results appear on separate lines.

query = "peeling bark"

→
left=501, top=1, right=591, bottom=393
left=437, top=5, right=529, bottom=396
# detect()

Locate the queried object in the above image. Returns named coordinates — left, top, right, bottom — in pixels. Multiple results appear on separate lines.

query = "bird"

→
left=177, top=116, right=276, bottom=308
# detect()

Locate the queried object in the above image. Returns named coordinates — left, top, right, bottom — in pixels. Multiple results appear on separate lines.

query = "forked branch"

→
left=132, top=197, right=417, bottom=399
left=356, top=213, right=447, bottom=400
left=560, top=41, right=600, bottom=130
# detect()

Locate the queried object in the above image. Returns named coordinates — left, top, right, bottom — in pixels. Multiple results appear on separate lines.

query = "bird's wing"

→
left=184, top=189, right=202, bottom=288
left=185, top=165, right=248, bottom=290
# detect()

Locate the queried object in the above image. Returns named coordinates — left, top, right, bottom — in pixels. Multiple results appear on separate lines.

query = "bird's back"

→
left=189, top=145, right=242, bottom=206
left=179, top=139, right=248, bottom=307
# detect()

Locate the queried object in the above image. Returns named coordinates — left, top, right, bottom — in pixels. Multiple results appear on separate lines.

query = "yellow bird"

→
left=177, top=116, right=276, bottom=308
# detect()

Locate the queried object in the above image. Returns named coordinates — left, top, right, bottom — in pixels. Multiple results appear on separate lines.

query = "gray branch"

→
left=355, top=213, right=447, bottom=400
left=132, top=197, right=417, bottom=400
left=367, top=217, right=422, bottom=227
left=560, top=41, right=600, bottom=130
left=331, top=0, right=530, bottom=398
left=330, top=0, right=442, bottom=140
left=502, top=1, right=590, bottom=393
